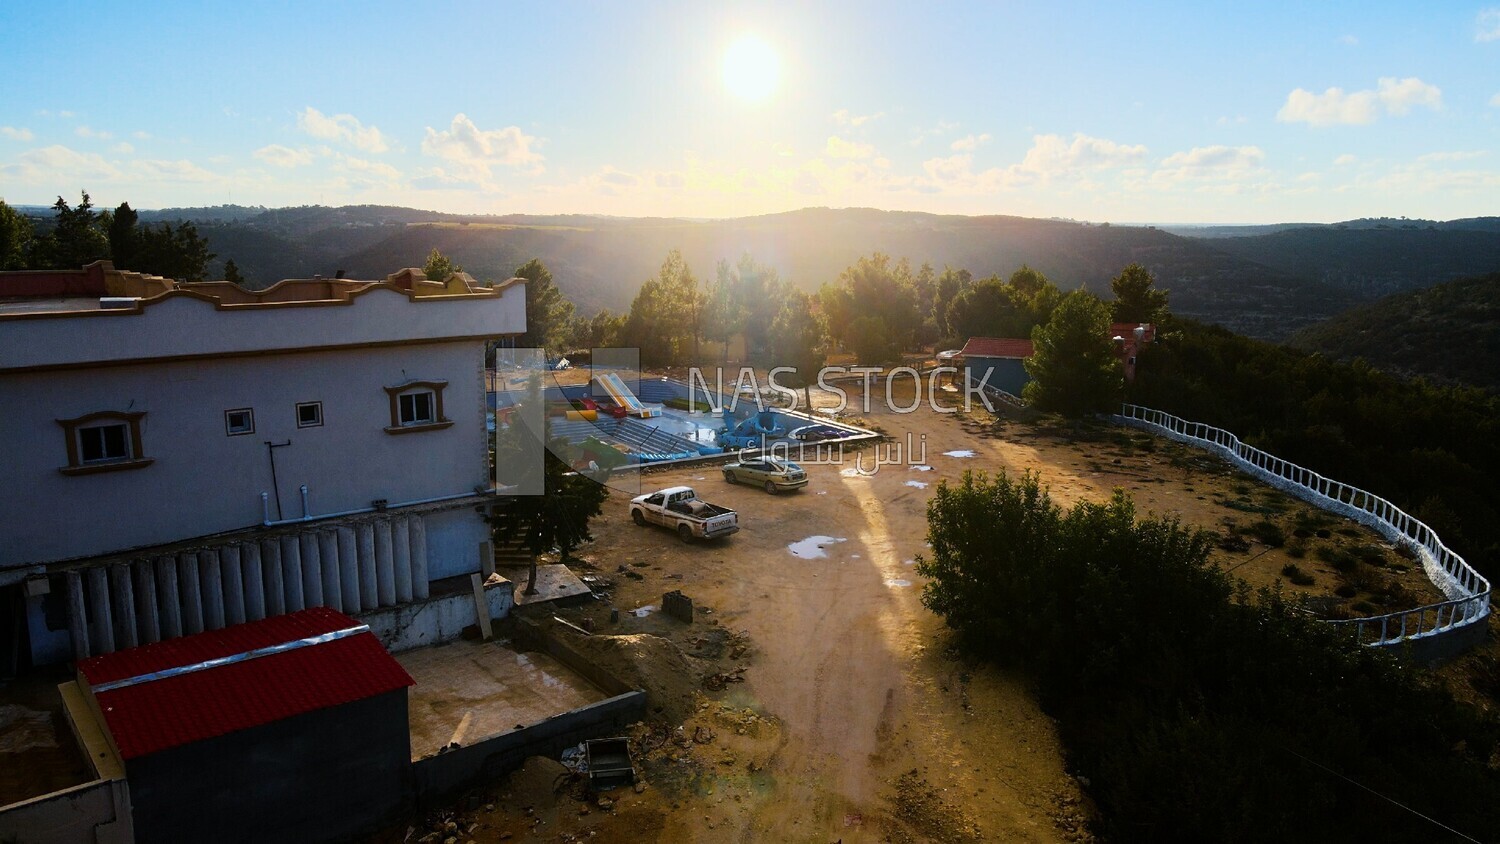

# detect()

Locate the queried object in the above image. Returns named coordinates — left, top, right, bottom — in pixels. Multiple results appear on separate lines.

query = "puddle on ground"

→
left=942, top=450, right=976, bottom=458
left=903, top=559, right=918, bottom=566
left=910, top=464, right=934, bottom=472
left=787, top=536, right=848, bottom=559
left=631, top=604, right=658, bottom=617
left=884, top=579, right=913, bottom=588
left=839, top=467, right=874, bottom=478
left=905, top=480, right=928, bottom=489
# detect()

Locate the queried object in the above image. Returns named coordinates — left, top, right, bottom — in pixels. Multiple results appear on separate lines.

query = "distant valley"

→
left=101, top=205, right=1500, bottom=343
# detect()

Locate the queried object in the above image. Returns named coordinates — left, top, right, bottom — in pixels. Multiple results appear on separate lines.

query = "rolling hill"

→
left=1289, top=272, right=1500, bottom=392
left=184, top=205, right=1358, bottom=341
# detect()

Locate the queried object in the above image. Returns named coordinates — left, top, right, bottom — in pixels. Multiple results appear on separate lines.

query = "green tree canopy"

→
left=819, top=253, right=921, bottom=354
left=423, top=247, right=461, bottom=283
left=621, top=249, right=701, bottom=367
left=1023, top=289, right=1122, bottom=415
left=769, top=288, right=828, bottom=405
left=1111, top=262, right=1169, bottom=323
left=513, top=258, right=576, bottom=354
left=223, top=258, right=245, bottom=286
left=931, top=266, right=973, bottom=341
left=944, top=265, right=1061, bottom=343
left=31, top=192, right=108, bottom=269
left=0, top=200, right=33, bottom=270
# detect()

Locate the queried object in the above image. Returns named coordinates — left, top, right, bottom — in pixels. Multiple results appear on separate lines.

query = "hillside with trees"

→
left=1193, top=227, right=1500, bottom=300
left=1289, top=272, right=1500, bottom=393
left=11, top=202, right=1379, bottom=342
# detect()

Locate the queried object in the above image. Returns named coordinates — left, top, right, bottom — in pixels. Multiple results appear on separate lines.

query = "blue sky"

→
left=1, top=1, right=1497, bottom=222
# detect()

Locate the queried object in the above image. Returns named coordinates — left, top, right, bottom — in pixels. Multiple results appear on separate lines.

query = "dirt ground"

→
left=415, top=379, right=1450, bottom=843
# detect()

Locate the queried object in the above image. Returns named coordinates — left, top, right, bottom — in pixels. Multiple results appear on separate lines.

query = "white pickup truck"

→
left=630, top=486, right=739, bottom=542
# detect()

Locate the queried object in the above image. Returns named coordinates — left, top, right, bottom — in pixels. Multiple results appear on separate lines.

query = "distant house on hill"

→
left=958, top=322, right=1155, bottom=399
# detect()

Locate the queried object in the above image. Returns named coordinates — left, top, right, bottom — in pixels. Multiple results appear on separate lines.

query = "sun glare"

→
left=723, top=34, right=781, bottom=103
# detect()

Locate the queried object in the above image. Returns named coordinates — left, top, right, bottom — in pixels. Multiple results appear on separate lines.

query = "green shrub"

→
left=1248, top=520, right=1286, bottom=547
left=1280, top=564, right=1315, bottom=586
left=918, top=469, right=1500, bottom=841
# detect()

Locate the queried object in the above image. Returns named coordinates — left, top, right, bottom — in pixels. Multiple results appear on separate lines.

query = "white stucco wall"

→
left=1, top=342, right=490, bottom=568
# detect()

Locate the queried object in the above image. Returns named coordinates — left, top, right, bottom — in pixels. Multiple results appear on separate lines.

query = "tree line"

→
left=0, top=192, right=220, bottom=281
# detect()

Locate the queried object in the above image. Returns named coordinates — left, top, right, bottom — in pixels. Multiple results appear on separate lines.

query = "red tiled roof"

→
left=958, top=337, right=1035, bottom=359
left=79, top=607, right=413, bottom=760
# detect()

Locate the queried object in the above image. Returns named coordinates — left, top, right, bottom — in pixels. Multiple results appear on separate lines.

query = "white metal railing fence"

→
left=1115, top=403, right=1490, bottom=649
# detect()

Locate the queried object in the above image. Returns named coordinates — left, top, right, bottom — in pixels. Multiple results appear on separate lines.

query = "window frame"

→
left=295, top=401, right=324, bottom=429
left=383, top=380, right=452, bottom=435
left=224, top=407, right=255, bottom=436
left=56, top=410, right=153, bottom=475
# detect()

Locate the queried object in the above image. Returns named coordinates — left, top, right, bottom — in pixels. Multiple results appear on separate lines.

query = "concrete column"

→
left=318, top=531, right=342, bottom=613
left=393, top=517, right=414, bottom=603
left=87, top=567, right=115, bottom=654
left=279, top=536, right=304, bottom=612
left=356, top=523, right=378, bottom=611
left=374, top=520, right=396, bottom=607
left=157, top=555, right=182, bottom=640
left=110, top=564, right=138, bottom=650
left=134, top=559, right=161, bottom=645
left=178, top=553, right=204, bottom=635
left=66, top=570, right=89, bottom=662
left=409, top=515, right=430, bottom=600
left=200, top=550, right=225, bottom=631
left=221, top=545, right=247, bottom=626
left=299, top=533, right=324, bottom=608
left=337, top=527, right=361, bottom=612
left=261, top=539, right=286, bottom=617
left=241, top=542, right=266, bottom=622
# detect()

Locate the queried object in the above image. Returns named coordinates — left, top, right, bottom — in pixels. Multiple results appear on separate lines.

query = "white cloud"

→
left=130, top=159, right=216, bottom=183
left=1216, top=115, right=1249, bottom=126
left=1277, top=87, right=1379, bottom=125
left=112, top=142, right=134, bottom=154
left=825, top=135, right=876, bottom=159
left=74, top=125, right=112, bottom=140
left=297, top=107, right=390, bottom=153
left=254, top=144, right=314, bottom=167
left=654, top=172, right=686, bottom=189
left=1477, top=8, right=1500, bottom=42
left=1153, top=145, right=1266, bottom=184
left=1418, top=150, right=1487, bottom=162
left=1020, top=133, right=1148, bottom=172
left=1338, top=34, right=1359, bottom=46
left=1491, top=93, right=1500, bottom=107
left=950, top=133, right=991, bottom=152
left=2, top=145, right=121, bottom=181
left=420, top=114, right=542, bottom=182
left=132, top=130, right=151, bottom=140
left=1334, top=153, right=1357, bottom=165
left=0, top=126, right=33, bottom=141
left=1377, top=77, right=1442, bottom=115
left=772, top=141, right=795, bottom=157
left=831, top=109, right=884, bottom=127
left=1277, top=77, right=1441, bottom=126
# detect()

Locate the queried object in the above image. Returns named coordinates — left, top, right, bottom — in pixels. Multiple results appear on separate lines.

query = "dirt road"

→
left=448, top=381, right=1434, bottom=842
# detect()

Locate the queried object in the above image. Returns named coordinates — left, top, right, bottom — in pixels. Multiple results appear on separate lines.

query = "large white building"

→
left=0, top=262, right=526, bottom=667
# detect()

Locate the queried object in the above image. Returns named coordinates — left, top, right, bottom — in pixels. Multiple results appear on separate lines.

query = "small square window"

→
left=225, top=408, right=255, bottom=436
left=79, top=423, right=130, bottom=462
left=296, top=401, right=323, bottom=428
left=398, top=391, right=436, bottom=426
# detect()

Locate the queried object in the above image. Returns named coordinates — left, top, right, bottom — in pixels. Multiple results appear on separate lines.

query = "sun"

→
left=722, top=35, right=781, bottom=103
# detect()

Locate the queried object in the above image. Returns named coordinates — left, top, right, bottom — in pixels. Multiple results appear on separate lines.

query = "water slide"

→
left=594, top=372, right=662, bottom=418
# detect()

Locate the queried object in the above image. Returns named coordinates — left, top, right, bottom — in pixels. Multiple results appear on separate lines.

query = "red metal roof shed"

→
left=958, top=337, right=1035, bottom=359
left=78, top=607, right=413, bottom=760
